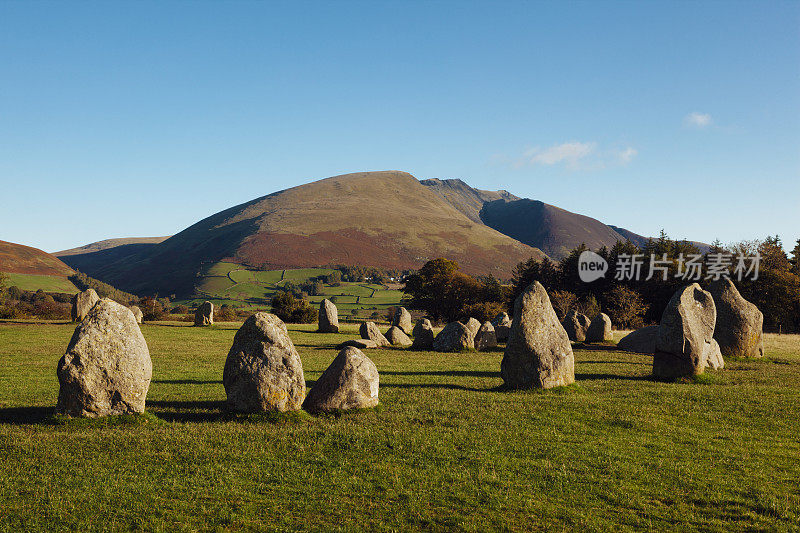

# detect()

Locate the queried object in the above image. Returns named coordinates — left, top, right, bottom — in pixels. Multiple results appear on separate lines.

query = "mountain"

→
left=0, top=240, right=79, bottom=293
left=60, top=171, right=547, bottom=296
left=420, top=178, right=519, bottom=223
left=55, top=236, right=170, bottom=257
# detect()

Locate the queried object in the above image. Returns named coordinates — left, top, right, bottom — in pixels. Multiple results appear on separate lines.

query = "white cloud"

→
left=684, top=112, right=712, bottom=128
left=515, top=141, right=636, bottom=170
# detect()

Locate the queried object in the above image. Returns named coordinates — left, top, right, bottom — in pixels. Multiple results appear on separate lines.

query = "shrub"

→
left=461, top=301, right=506, bottom=323
left=603, top=286, right=649, bottom=329
left=271, top=292, right=318, bottom=324
left=214, top=305, right=238, bottom=322
left=549, top=290, right=577, bottom=320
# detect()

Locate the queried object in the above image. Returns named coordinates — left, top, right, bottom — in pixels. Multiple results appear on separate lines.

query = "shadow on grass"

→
left=381, top=383, right=501, bottom=392
left=572, top=342, right=620, bottom=351
left=578, top=360, right=651, bottom=365
left=0, top=406, right=53, bottom=424
left=152, top=379, right=221, bottom=385
left=380, top=370, right=498, bottom=378
left=575, top=372, right=651, bottom=382
left=146, top=399, right=226, bottom=422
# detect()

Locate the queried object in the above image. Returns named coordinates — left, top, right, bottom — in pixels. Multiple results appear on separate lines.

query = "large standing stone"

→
left=392, top=307, right=413, bottom=334
left=303, top=347, right=379, bottom=413
left=617, top=325, right=658, bottom=354
left=71, top=288, right=99, bottom=322
left=475, top=321, right=498, bottom=351
left=433, top=321, right=474, bottom=352
left=130, top=305, right=143, bottom=324
left=501, top=282, right=574, bottom=389
left=562, top=310, right=591, bottom=342
left=708, top=278, right=764, bottom=358
left=492, top=312, right=512, bottom=342
left=223, top=312, right=305, bottom=412
left=56, top=299, right=152, bottom=417
left=194, top=301, right=214, bottom=326
left=585, top=313, right=613, bottom=343
left=318, top=299, right=339, bottom=333
left=360, top=321, right=390, bottom=347
left=411, top=319, right=435, bottom=349
left=653, top=283, right=720, bottom=379
left=385, top=326, right=413, bottom=347
left=463, top=317, right=481, bottom=340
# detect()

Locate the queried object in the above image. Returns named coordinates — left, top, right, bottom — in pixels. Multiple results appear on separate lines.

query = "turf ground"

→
left=0, top=321, right=798, bottom=531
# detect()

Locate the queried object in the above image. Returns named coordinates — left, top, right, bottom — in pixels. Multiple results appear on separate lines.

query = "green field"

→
left=0, top=321, right=798, bottom=531
left=4, top=273, right=79, bottom=294
left=188, top=262, right=405, bottom=319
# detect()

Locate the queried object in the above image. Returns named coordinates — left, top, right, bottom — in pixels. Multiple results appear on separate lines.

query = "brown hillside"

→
left=63, top=171, right=546, bottom=296
left=55, top=236, right=170, bottom=257
left=0, top=240, right=75, bottom=276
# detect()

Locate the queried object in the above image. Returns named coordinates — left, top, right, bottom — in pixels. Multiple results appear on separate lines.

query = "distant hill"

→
left=61, top=171, right=547, bottom=296
left=55, top=236, right=170, bottom=257
left=0, top=240, right=79, bottom=293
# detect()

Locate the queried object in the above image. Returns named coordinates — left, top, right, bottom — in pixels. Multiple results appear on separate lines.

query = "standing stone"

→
left=56, top=299, right=152, bottom=417
left=411, top=319, right=435, bottom=349
left=130, top=305, right=143, bottom=324
left=463, top=317, right=481, bottom=340
left=318, top=299, right=339, bottom=333
left=706, top=339, right=725, bottom=370
left=194, top=301, right=214, bottom=326
left=708, top=278, right=764, bottom=358
left=653, top=283, right=720, bottom=379
left=223, top=312, right=305, bottom=412
left=585, top=313, right=613, bottom=343
left=501, top=281, right=574, bottom=389
left=71, top=288, right=99, bottom=322
left=492, top=312, right=512, bottom=342
left=475, top=321, right=498, bottom=351
left=360, top=321, right=390, bottom=347
left=617, top=325, right=658, bottom=354
left=562, top=310, right=591, bottom=342
left=303, top=347, right=379, bottom=413
left=392, top=307, right=413, bottom=334
left=433, top=321, right=474, bottom=352
left=385, top=326, right=413, bottom=347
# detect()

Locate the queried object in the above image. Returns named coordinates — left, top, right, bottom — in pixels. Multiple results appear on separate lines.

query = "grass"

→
left=0, top=321, right=799, bottom=531
left=4, top=273, right=79, bottom=294
left=187, top=262, right=406, bottom=318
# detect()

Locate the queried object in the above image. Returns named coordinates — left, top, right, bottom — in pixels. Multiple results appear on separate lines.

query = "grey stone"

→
left=411, top=319, right=435, bottom=349
left=708, top=278, right=764, bottom=358
left=653, top=283, right=721, bottom=379
left=617, top=325, right=658, bottom=354
left=433, top=321, right=474, bottom=352
left=492, top=312, right=512, bottom=342
left=303, top=347, right=379, bottom=413
left=561, top=310, right=591, bottom=342
left=56, top=299, right=152, bottom=417
left=194, top=301, right=214, bottom=326
left=392, top=307, right=413, bottom=334
left=130, top=305, right=143, bottom=324
left=585, top=313, right=613, bottom=343
left=475, top=321, right=498, bottom=351
left=223, top=312, right=305, bottom=412
left=360, top=321, right=390, bottom=347
left=463, top=317, right=481, bottom=340
left=318, top=299, right=339, bottom=333
left=71, top=288, right=99, bottom=322
left=501, top=282, right=574, bottom=389
left=385, top=325, right=412, bottom=347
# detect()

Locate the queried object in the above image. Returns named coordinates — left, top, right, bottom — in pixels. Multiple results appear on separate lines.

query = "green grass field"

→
left=4, top=273, right=79, bottom=294
left=0, top=322, right=798, bottom=531
left=188, top=262, right=405, bottom=319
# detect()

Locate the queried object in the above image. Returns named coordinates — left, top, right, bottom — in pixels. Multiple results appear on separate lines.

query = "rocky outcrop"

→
left=56, top=299, right=152, bottom=417
left=223, top=313, right=305, bottom=412
left=501, top=282, right=574, bottom=389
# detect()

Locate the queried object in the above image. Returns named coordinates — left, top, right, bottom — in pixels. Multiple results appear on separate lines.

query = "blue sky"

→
left=1, top=1, right=798, bottom=253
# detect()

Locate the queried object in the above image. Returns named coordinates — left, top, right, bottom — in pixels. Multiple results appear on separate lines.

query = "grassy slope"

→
left=4, top=273, right=79, bottom=294
left=0, top=322, right=798, bottom=531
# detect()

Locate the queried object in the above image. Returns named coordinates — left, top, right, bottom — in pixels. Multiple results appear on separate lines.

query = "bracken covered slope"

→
left=0, top=240, right=75, bottom=276
left=62, top=171, right=546, bottom=296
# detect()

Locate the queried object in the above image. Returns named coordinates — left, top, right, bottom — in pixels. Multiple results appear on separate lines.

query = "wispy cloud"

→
left=684, top=111, right=712, bottom=128
left=512, top=141, right=637, bottom=170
